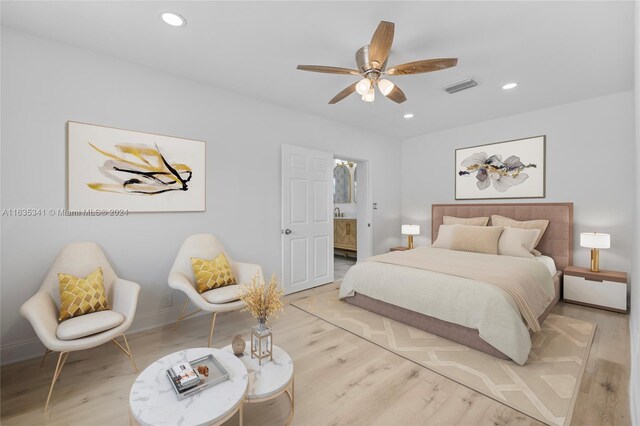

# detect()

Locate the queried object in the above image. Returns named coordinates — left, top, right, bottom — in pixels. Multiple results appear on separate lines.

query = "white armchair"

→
left=168, top=234, right=263, bottom=347
left=20, top=242, right=140, bottom=411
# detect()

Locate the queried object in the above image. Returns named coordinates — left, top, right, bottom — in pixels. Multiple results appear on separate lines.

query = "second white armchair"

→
left=168, top=234, right=263, bottom=347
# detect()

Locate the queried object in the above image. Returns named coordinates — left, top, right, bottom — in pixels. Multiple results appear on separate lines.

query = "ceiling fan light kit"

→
left=297, top=21, right=458, bottom=105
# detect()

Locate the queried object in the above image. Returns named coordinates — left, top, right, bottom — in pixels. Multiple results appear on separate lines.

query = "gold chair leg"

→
left=40, top=349, right=52, bottom=369
left=44, top=351, right=69, bottom=412
left=174, top=299, right=201, bottom=331
left=112, top=334, right=138, bottom=372
left=208, top=312, right=217, bottom=348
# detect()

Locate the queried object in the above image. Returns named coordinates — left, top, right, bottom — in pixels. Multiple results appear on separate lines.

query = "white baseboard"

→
left=0, top=337, right=46, bottom=365
left=0, top=304, right=209, bottom=366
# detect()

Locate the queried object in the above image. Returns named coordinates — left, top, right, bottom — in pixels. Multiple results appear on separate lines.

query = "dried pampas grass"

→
left=239, top=273, right=284, bottom=324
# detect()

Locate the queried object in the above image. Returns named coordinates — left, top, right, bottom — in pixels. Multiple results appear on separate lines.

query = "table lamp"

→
left=580, top=232, right=610, bottom=272
left=401, top=225, right=420, bottom=249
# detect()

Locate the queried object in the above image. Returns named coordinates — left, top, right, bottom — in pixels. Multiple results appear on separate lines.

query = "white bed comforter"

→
left=338, top=249, right=555, bottom=365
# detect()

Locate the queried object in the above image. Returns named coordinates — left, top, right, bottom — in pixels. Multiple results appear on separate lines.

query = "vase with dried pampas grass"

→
left=239, top=273, right=284, bottom=330
left=240, top=273, right=283, bottom=364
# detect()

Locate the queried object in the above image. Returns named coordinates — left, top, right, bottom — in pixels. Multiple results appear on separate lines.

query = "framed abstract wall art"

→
left=455, top=135, right=545, bottom=200
left=67, top=121, right=206, bottom=212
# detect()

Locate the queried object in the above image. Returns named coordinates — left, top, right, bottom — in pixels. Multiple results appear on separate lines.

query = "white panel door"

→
left=282, top=144, right=333, bottom=294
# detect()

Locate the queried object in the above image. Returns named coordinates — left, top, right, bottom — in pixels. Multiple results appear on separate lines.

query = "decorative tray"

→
left=166, top=354, right=230, bottom=400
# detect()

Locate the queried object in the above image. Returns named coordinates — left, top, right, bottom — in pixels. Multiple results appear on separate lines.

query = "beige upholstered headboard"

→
left=432, top=203, right=573, bottom=271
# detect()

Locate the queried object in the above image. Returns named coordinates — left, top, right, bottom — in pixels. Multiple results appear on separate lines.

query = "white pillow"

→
left=432, top=224, right=457, bottom=249
left=497, top=227, right=541, bottom=258
left=491, top=215, right=549, bottom=248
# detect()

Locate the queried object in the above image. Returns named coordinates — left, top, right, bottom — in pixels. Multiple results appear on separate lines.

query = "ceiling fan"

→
left=297, top=21, right=458, bottom=104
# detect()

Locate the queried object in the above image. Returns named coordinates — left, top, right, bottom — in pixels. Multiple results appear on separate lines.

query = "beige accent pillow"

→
left=498, top=227, right=541, bottom=258
left=432, top=224, right=458, bottom=249
left=450, top=226, right=504, bottom=255
left=443, top=216, right=489, bottom=226
left=491, top=215, right=549, bottom=248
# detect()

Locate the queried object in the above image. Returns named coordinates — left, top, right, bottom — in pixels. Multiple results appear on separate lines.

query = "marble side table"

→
left=222, top=342, right=294, bottom=425
left=129, top=348, right=248, bottom=426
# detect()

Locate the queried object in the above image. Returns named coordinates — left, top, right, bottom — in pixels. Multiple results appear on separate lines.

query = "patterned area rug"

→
left=291, top=287, right=596, bottom=426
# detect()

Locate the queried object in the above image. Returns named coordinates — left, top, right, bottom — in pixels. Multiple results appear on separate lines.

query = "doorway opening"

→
left=332, top=156, right=372, bottom=281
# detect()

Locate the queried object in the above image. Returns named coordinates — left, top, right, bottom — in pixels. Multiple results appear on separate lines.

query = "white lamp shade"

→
left=580, top=232, right=610, bottom=249
left=377, top=79, right=395, bottom=96
left=355, top=78, right=371, bottom=96
left=401, top=224, right=420, bottom=235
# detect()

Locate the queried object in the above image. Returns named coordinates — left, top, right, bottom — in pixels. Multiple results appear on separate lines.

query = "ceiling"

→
left=1, top=1, right=635, bottom=140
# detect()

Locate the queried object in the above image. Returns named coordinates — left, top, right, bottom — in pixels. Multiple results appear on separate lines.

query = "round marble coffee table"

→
left=222, top=342, right=294, bottom=425
left=129, top=348, right=248, bottom=426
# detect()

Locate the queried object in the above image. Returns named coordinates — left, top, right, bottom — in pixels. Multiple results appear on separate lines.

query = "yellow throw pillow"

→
left=191, top=253, right=237, bottom=293
left=58, top=267, right=109, bottom=322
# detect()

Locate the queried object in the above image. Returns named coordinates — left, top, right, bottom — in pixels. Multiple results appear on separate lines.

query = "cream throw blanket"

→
left=363, top=247, right=553, bottom=332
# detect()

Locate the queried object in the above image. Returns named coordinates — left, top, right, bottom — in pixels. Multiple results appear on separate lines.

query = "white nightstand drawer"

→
left=564, top=275, right=627, bottom=311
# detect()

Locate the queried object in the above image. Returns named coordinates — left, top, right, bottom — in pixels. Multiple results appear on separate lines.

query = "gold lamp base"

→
left=590, top=248, right=600, bottom=272
left=407, top=235, right=414, bottom=250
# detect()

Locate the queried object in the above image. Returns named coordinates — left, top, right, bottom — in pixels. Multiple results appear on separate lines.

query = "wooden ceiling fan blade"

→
left=297, top=65, right=360, bottom=75
left=368, top=21, right=394, bottom=68
left=386, top=58, right=458, bottom=76
left=329, top=82, right=358, bottom=104
left=382, top=83, right=407, bottom=104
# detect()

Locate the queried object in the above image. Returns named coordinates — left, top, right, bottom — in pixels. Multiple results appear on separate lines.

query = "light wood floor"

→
left=1, top=285, right=631, bottom=426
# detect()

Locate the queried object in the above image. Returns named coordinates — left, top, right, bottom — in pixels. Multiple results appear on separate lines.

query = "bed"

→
left=339, top=203, right=573, bottom=365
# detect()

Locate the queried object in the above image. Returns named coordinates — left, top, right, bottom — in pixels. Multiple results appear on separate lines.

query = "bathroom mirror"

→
left=333, top=164, right=351, bottom=204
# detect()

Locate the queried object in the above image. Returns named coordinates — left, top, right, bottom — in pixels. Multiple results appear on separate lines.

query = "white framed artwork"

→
left=67, top=121, right=206, bottom=212
left=455, top=135, right=545, bottom=200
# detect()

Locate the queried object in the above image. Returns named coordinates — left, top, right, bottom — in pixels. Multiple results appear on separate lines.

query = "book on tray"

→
left=166, top=354, right=230, bottom=400
left=169, top=361, right=200, bottom=390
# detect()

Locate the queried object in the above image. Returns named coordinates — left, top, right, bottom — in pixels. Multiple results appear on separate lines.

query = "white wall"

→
left=630, top=2, right=639, bottom=424
left=0, top=29, right=402, bottom=364
left=401, top=91, right=635, bottom=275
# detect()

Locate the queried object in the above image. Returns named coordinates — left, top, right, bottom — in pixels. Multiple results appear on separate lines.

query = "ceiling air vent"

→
left=444, top=78, right=478, bottom=94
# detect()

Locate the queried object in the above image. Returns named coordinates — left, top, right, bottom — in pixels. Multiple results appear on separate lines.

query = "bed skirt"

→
left=344, top=272, right=562, bottom=360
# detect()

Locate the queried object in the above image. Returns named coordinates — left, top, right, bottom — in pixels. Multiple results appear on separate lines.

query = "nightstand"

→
left=563, top=266, right=627, bottom=313
left=390, top=246, right=410, bottom=252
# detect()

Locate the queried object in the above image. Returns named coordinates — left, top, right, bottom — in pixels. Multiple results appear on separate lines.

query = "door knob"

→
left=284, top=228, right=292, bottom=235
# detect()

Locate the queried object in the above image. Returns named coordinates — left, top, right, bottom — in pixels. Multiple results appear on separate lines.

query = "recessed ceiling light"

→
left=403, top=113, right=414, bottom=119
left=161, top=12, right=186, bottom=27
left=502, top=82, right=518, bottom=90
